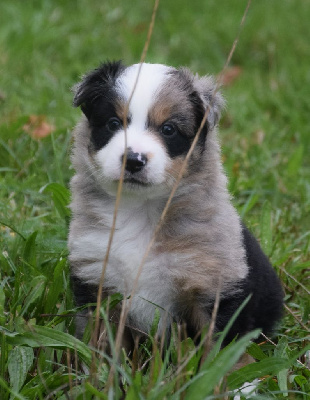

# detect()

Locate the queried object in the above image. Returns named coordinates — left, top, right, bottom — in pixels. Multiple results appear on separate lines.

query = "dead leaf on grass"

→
left=22, top=115, right=54, bottom=139
left=219, top=66, right=242, bottom=86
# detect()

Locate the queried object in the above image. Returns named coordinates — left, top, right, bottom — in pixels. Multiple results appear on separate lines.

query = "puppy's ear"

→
left=193, top=75, right=225, bottom=130
left=72, top=61, right=125, bottom=120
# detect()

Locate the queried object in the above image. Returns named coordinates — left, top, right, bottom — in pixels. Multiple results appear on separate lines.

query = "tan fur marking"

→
left=149, top=98, right=177, bottom=127
left=165, top=156, right=189, bottom=181
left=148, top=75, right=197, bottom=136
left=171, top=281, right=211, bottom=332
left=115, top=99, right=127, bottom=122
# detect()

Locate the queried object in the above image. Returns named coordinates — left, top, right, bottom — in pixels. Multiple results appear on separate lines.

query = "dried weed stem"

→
left=92, top=0, right=253, bottom=386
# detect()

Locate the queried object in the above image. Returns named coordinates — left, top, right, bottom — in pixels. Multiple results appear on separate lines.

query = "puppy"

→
left=68, top=61, right=283, bottom=346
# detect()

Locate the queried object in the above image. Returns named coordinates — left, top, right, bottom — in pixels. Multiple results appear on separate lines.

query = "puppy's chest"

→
left=98, top=208, right=171, bottom=290
left=111, top=216, right=153, bottom=270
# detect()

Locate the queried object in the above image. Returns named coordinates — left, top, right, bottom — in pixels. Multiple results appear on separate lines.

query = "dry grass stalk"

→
left=280, top=266, right=310, bottom=297
left=284, top=304, right=310, bottom=333
left=89, top=0, right=253, bottom=386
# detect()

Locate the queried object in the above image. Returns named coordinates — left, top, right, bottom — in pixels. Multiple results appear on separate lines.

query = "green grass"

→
left=0, top=0, right=309, bottom=398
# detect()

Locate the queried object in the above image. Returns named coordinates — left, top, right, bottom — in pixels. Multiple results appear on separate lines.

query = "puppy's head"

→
left=73, top=61, right=224, bottom=198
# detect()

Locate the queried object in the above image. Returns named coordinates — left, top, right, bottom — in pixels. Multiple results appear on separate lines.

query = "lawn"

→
left=0, top=0, right=309, bottom=398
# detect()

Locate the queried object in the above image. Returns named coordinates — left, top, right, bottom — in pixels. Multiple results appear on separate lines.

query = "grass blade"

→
left=227, top=356, right=289, bottom=390
left=8, top=346, right=34, bottom=394
left=41, top=183, right=71, bottom=220
left=185, top=329, right=260, bottom=399
left=2, top=325, right=93, bottom=367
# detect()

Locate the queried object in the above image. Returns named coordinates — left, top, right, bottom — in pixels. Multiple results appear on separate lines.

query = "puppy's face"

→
left=73, top=62, right=223, bottom=199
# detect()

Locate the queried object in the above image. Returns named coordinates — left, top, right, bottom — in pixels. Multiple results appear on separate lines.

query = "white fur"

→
left=69, top=200, right=176, bottom=332
left=116, top=63, right=171, bottom=129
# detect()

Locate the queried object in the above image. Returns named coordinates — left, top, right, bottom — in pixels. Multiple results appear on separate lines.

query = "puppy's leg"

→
left=71, top=275, right=97, bottom=340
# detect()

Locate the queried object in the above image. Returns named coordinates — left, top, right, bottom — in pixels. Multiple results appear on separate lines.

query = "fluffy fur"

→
left=69, top=61, right=283, bottom=345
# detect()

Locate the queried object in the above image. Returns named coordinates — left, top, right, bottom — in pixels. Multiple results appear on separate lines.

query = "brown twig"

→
left=284, top=304, right=310, bottom=332
left=260, top=332, right=310, bottom=371
left=104, top=0, right=160, bottom=388
left=95, top=0, right=252, bottom=387
left=201, top=275, right=222, bottom=365
left=280, top=267, right=310, bottom=297
left=114, top=0, right=252, bottom=365
left=66, top=348, right=73, bottom=400
left=125, top=0, right=252, bottom=307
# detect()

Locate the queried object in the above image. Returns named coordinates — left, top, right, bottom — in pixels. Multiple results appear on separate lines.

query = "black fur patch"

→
left=214, top=225, right=284, bottom=344
left=158, top=118, right=193, bottom=159
left=74, top=61, right=127, bottom=151
left=70, top=274, right=97, bottom=307
left=163, top=136, right=191, bottom=159
left=160, top=105, right=207, bottom=159
left=73, top=61, right=125, bottom=116
left=189, top=90, right=209, bottom=149
left=89, top=96, right=123, bottom=151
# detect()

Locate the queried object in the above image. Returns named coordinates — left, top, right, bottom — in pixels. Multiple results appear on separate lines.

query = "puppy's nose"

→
left=122, top=149, right=148, bottom=174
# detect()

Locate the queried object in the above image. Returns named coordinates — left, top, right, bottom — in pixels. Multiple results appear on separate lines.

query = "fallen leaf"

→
left=23, top=115, right=54, bottom=139
left=219, top=66, right=242, bottom=86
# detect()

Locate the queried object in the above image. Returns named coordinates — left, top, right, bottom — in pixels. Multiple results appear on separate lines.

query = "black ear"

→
left=193, top=75, right=225, bottom=130
left=72, top=61, right=125, bottom=119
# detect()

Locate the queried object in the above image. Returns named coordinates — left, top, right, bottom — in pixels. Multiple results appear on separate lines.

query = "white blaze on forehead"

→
left=116, top=63, right=172, bottom=128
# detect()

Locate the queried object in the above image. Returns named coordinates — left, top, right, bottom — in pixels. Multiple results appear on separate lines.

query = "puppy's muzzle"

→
left=122, top=148, right=148, bottom=174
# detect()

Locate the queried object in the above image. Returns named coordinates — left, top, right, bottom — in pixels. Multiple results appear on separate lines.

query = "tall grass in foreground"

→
left=0, top=240, right=309, bottom=399
left=1, top=0, right=310, bottom=398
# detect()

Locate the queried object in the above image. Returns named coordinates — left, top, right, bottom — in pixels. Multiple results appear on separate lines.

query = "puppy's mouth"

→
left=112, top=176, right=151, bottom=188
left=123, top=177, right=150, bottom=186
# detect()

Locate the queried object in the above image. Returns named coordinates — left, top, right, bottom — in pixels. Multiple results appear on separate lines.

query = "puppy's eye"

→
left=161, top=123, right=177, bottom=137
left=107, top=117, right=122, bottom=132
